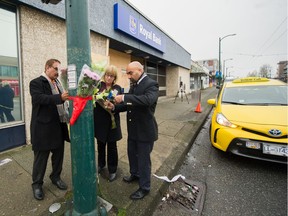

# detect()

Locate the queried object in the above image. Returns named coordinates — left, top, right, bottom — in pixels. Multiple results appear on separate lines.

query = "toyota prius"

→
left=207, top=77, right=288, bottom=164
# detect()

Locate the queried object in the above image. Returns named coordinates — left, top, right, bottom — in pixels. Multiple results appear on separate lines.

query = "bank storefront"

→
left=0, top=0, right=191, bottom=151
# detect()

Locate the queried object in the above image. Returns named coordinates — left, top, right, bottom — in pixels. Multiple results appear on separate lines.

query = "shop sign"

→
left=114, top=3, right=166, bottom=53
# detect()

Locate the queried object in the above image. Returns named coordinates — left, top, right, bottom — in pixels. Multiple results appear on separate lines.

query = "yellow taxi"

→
left=207, top=77, right=288, bottom=164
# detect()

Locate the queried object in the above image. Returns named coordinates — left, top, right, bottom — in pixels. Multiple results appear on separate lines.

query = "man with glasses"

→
left=29, top=59, right=70, bottom=200
left=106, top=61, right=159, bottom=200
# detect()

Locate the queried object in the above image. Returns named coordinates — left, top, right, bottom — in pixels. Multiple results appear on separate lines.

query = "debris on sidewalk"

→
left=153, top=174, right=185, bottom=182
left=0, top=158, right=12, bottom=166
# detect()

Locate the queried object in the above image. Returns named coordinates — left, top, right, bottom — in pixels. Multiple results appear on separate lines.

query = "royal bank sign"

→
left=114, top=3, right=166, bottom=53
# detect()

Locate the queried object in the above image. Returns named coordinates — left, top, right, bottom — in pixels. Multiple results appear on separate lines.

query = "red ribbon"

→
left=68, top=96, right=93, bottom=126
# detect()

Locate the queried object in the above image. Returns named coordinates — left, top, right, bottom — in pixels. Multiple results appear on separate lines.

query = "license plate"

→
left=246, top=141, right=261, bottom=149
left=263, top=143, right=288, bottom=157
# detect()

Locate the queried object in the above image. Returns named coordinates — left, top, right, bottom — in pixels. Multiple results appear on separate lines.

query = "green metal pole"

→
left=65, top=0, right=98, bottom=215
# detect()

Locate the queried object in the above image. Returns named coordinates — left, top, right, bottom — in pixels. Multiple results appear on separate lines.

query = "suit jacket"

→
left=29, top=75, right=69, bottom=151
left=116, top=75, right=159, bottom=142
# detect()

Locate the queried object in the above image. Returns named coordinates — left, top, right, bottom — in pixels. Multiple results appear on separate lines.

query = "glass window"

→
left=158, top=75, right=166, bottom=86
left=222, top=85, right=288, bottom=105
left=147, top=62, right=157, bottom=75
left=0, top=4, right=22, bottom=125
left=148, top=74, right=157, bottom=81
left=158, top=65, right=166, bottom=76
left=145, top=61, right=167, bottom=96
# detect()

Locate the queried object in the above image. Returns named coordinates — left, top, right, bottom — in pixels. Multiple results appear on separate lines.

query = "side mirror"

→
left=41, top=0, right=62, bottom=4
left=207, top=99, right=216, bottom=105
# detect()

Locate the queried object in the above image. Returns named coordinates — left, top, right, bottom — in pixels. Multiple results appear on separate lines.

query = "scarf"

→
left=42, top=72, right=69, bottom=123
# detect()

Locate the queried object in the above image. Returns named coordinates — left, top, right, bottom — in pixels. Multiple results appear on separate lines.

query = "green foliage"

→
left=77, top=75, right=98, bottom=97
left=117, top=208, right=126, bottom=216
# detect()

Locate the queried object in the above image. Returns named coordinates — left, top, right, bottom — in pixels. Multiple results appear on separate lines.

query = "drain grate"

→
left=155, top=179, right=206, bottom=216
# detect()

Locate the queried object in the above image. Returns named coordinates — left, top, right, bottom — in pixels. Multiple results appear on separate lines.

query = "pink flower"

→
left=83, top=69, right=101, bottom=81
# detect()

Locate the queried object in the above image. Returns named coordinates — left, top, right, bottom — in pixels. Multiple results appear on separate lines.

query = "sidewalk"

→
left=0, top=87, right=218, bottom=216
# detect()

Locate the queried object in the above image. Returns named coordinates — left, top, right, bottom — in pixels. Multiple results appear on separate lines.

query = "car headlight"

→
left=216, top=113, right=237, bottom=128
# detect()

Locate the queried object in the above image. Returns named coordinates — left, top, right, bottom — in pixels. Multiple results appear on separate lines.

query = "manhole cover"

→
left=154, top=179, right=206, bottom=216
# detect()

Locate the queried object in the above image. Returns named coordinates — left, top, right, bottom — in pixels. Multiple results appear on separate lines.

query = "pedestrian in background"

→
left=93, top=65, right=122, bottom=182
left=106, top=61, right=159, bottom=200
left=0, top=81, right=15, bottom=122
left=29, top=59, right=70, bottom=200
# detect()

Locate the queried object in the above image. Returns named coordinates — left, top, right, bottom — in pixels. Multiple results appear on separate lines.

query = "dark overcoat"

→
left=115, top=75, right=159, bottom=142
left=0, top=85, right=14, bottom=109
left=93, top=82, right=122, bottom=143
left=29, top=75, right=69, bottom=151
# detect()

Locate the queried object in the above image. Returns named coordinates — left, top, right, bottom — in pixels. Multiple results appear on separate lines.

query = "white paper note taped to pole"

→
left=153, top=174, right=185, bottom=183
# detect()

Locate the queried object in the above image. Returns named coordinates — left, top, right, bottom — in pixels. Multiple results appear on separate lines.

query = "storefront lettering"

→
left=139, top=24, right=152, bottom=40
left=139, top=24, right=162, bottom=46
left=153, top=33, right=161, bottom=45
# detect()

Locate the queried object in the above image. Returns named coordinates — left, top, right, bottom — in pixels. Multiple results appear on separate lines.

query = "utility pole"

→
left=65, top=0, right=100, bottom=215
left=41, top=1, right=106, bottom=215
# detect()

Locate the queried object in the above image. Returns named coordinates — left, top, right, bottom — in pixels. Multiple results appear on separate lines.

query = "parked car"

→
left=207, top=77, right=288, bottom=164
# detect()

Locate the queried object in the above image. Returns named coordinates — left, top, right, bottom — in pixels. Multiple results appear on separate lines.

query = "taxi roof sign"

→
left=232, top=77, right=269, bottom=83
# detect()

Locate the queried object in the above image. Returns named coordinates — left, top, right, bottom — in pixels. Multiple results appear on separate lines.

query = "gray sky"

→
left=128, top=0, right=287, bottom=78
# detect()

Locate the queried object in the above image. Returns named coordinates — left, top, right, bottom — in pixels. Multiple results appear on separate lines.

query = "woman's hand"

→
left=104, top=100, right=115, bottom=110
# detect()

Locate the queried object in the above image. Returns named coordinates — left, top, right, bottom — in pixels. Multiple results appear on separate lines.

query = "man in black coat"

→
left=0, top=82, right=15, bottom=122
left=108, top=61, right=159, bottom=200
left=29, top=59, right=70, bottom=200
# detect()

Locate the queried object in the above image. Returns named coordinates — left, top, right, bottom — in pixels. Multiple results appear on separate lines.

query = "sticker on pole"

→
left=68, top=64, right=77, bottom=89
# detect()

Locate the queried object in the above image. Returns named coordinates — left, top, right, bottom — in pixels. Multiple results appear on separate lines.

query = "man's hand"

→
left=61, top=91, right=69, bottom=101
left=114, top=95, right=123, bottom=104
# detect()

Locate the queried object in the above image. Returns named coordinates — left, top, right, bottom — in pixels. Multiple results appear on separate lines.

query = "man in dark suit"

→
left=108, top=61, right=159, bottom=200
left=29, top=59, right=70, bottom=200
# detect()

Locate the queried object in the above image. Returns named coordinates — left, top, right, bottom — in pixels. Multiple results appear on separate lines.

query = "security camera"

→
left=41, top=0, right=62, bottom=4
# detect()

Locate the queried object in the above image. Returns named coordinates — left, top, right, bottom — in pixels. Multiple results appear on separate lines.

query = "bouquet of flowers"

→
left=93, top=87, right=118, bottom=129
left=59, top=68, right=68, bottom=91
left=69, top=64, right=102, bottom=125
left=77, top=64, right=101, bottom=97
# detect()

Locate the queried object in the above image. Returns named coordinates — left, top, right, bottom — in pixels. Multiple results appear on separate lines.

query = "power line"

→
left=253, top=16, right=287, bottom=57
left=260, top=29, right=287, bottom=55
left=223, top=51, right=287, bottom=57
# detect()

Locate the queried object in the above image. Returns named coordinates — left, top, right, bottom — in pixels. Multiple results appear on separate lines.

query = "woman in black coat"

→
left=93, top=65, right=122, bottom=182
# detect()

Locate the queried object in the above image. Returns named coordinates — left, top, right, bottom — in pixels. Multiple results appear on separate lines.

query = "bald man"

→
left=110, top=61, right=159, bottom=200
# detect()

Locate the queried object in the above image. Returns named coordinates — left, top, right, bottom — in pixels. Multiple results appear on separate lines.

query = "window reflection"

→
left=0, top=6, right=21, bottom=124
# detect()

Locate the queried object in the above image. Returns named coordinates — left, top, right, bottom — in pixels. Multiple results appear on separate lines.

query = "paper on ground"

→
left=153, top=174, right=185, bottom=183
left=0, top=158, right=12, bottom=166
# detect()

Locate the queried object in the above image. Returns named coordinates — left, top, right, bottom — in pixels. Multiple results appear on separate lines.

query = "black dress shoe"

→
left=122, top=175, right=139, bottom=183
left=109, top=173, right=117, bottom=182
left=33, top=187, right=44, bottom=200
left=130, top=188, right=149, bottom=200
left=52, top=179, right=68, bottom=190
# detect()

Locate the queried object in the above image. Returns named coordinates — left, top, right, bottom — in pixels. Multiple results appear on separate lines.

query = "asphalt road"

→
left=154, top=112, right=287, bottom=216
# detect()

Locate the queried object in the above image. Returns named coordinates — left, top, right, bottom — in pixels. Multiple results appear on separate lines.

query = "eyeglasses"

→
left=105, top=74, right=115, bottom=78
left=51, top=66, right=59, bottom=71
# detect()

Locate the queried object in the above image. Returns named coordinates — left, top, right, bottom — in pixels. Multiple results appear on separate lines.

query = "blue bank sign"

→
left=114, top=3, right=166, bottom=53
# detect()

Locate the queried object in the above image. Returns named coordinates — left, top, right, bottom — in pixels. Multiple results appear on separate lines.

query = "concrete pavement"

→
left=0, top=87, right=218, bottom=216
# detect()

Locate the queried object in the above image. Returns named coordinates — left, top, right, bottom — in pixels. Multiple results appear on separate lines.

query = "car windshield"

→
left=221, top=85, right=288, bottom=105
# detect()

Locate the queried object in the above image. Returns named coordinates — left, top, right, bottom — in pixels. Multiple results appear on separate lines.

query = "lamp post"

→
left=226, top=66, right=234, bottom=77
left=218, top=34, right=236, bottom=78
left=223, top=58, right=233, bottom=79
